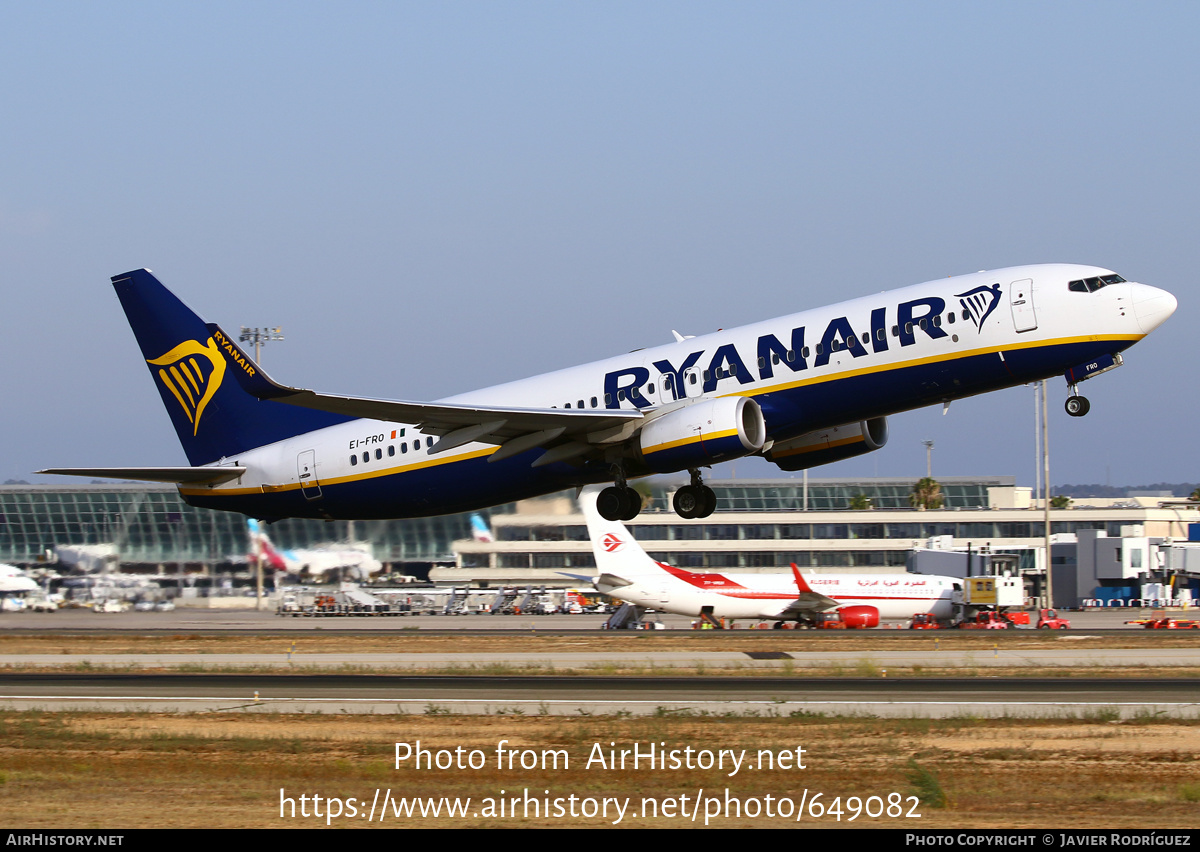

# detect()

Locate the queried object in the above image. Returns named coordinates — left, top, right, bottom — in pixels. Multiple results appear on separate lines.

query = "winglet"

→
left=791, top=563, right=814, bottom=594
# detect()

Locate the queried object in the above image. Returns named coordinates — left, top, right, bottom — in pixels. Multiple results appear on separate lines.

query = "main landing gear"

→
left=1064, top=382, right=1090, bottom=418
left=673, top=468, right=716, bottom=520
left=596, top=467, right=643, bottom=522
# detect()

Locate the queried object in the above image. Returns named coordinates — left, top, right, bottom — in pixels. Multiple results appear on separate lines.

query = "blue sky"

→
left=3, top=2, right=1196, bottom=490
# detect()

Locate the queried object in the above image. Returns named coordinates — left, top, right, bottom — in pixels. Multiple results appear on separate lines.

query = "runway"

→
left=5, top=608, right=1197, bottom=717
left=3, top=671, right=1198, bottom=719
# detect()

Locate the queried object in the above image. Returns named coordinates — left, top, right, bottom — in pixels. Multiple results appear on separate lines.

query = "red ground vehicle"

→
left=909, top=613, right=944, bottom=630
left=957, top=611, right=1010, bottom=629
left=1037, top=608, right=1071, bottom=629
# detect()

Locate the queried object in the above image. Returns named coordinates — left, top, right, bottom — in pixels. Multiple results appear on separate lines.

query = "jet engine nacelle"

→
left=764, top=417, right=888, bottom=472
left=837, top=605, right=880, bottom=629
left=638, top=397, right=766, bottom=474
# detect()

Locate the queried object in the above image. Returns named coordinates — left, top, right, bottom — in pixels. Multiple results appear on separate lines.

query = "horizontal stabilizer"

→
left=37, top=466, right=246, bottom=485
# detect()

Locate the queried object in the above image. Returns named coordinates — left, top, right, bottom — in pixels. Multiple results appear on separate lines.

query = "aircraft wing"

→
left=206, top=323, right=643, bottom=460
left=35, top=466, right=247, bottom=484
left=773, top=563, right=841, bottom=617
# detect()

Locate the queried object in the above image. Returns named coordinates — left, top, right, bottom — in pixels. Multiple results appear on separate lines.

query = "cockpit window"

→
left=1068, top=273, right=1126, bottom=293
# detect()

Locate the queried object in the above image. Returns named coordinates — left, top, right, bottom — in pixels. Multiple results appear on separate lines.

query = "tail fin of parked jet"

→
left=580, top=485, right=662, bottom=582
left=111, top=269, right=353, bottom=465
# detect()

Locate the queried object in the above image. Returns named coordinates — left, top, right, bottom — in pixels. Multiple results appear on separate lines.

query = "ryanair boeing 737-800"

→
left=41, top=265, right=1175, bottom=522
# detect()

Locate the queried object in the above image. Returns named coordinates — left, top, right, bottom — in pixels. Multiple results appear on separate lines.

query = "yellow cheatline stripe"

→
left=180, top=332, right=1141, bottom=497
left=158, top=369, right=194, bottom=425
left=179, top=446, right=497, bottom=497
left=771, top=434, right=865, bottom=459
left=726, top=333, right=1142, bottom=400
left=644, top=428, right=739, bottom=455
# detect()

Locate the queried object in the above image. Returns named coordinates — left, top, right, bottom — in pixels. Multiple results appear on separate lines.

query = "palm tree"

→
left=848, top=493, right=872, bottom=510
left=1050, top=495, right=1073, bottom=509
left=910, top=477, right=943, bottom=511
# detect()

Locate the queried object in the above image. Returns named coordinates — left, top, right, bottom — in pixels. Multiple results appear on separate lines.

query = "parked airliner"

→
left=41, top=264, right=1174, bottom=522
left=578, top=486, right=957, bottom=627
left=246, top=519, right=383, bottom=581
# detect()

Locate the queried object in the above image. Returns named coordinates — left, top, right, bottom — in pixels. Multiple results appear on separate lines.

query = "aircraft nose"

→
left=1131, top=284, right=1178, bottom=334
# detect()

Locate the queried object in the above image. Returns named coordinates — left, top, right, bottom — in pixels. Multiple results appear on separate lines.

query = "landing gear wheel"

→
left=597, top=486, right=628, bottom=521
left=619, top=486, right=642, bottom=521
left=598, top=485, right=643, bottom=521
left=673, top=485, right=702, bottom=519
left=674, top=482, right=718, bottom=519
left=1065, top=395, right=1090, bottom=417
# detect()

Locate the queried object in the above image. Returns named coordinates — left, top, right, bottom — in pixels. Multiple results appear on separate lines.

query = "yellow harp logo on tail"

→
left=147, top=338, right=226, bottom=436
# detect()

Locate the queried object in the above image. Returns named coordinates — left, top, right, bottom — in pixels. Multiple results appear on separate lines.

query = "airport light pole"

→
left=239, top=326, right=285, bottom=363
left=239, top=326, right=283, bottom=610
left=923, top=440, right=934, bottom=479
left=1042, top=380, right=1053, bottom=609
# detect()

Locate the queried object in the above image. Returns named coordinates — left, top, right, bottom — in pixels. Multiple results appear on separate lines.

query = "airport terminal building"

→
left=4, top=477, right=1198, bottom=607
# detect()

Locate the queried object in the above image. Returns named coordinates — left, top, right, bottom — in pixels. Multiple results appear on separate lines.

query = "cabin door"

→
left=1009, top=278, right=1038, bottom=332
left=297, top=450, right=322, bottom=500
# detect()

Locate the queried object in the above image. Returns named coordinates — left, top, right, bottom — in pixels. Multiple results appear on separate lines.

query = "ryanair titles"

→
left=211, top=328, right=258, bottom=379
left=604, top=294, right=953, bottom=409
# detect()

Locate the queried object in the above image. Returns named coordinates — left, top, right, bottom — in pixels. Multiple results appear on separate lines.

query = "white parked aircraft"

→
left=577, top=486, right=957, bottom=627
left=246, top=520, right=383, bottom=581
left=41, top=264, right=1174, bottom=522
left=0, top=564, right=39, bottom=594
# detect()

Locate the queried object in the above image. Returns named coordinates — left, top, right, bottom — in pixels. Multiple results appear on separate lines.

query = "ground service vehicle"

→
left=1037, top=608, right=1071, bottom=629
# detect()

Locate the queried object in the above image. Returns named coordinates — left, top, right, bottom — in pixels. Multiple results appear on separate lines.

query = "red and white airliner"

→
left=580, top=485, right=959, bottom=628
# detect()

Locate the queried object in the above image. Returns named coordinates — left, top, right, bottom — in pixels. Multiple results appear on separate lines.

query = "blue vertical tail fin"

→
left=112, top=269, right=352, bottom=465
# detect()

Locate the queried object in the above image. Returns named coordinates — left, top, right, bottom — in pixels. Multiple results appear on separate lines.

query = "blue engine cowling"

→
left=638, top=397, right=766, bottom=473
left=763, top=417, right=888, bottom=472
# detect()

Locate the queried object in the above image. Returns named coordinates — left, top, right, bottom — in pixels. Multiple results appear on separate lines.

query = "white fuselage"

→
left=165, top=263, right=1173, bottom=520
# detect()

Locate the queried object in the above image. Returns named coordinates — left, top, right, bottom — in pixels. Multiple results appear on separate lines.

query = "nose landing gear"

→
left=1064, top=381, right=1090, bottom=417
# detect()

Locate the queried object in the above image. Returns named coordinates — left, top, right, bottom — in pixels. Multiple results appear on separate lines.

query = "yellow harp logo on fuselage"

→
left=148, top=338, right=226, bottom=436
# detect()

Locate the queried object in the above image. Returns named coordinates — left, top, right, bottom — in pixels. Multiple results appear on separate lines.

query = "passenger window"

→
left=577, top=399, right=584, bottom=408
left=591, top=396, right=598, bottom=407
left=876, top=328, right=885, bottom=340
left=815, top=343, right=823, bottom=355
left=388, top=445, right=395, bottom=457
left=401, top=444, right=408, bottom=454
left=362, top=452, right=369, bottom=464
left=905, top=322, right=913, bottom=335
left=565, top=402, right=571, bottom=408
left=932, top=315, right=941, bottom=327
left=758, top=357, right=766, bottom=369
left=605, top=393, right=613, bottom=404
left=787, top=349, right=796, bottom=362
left=426, top=437, right=433, bottom=448
left=947, top=312, right=955, bottom=324
left=801, top=347, right=809, bottom=358
left=375, top=449, right=382, bottom=460
left=891, top=325, right=899, bottom=337
left=861, top=332, right=869, bottom=344
left=350, top=455, right=357, bottom=466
